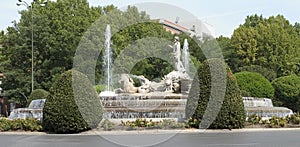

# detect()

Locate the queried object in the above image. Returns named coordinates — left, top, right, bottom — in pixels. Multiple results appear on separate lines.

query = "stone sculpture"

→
left=115, top=36, right=191, bottom=94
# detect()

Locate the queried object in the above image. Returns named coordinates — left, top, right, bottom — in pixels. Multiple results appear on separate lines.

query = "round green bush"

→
left=186, top=59, right=246, bottom=129
left=272, top=75, right=300, bottom=112
left=27, top=89, right=49, bottom=107
left=43, top=70, right=103, bottom=133
left=235, top=71, right=274, bottom=98
left=238, top=65, right=277, bottom=81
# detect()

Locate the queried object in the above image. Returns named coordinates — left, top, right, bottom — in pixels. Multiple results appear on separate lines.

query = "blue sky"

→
left=1, top=0, right=299, bottom=37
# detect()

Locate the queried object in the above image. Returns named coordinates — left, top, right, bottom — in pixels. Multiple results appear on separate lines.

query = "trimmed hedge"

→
left=238, top=65, right=277, bottom=81
left=186, top=59, right=246, bottom=129
left=43, top=70, right=103, bottom=133
left=27, top=89, right=49, bottom=107
left=235, top=71, right=274, bottom=98
left=272, top=75, right=300, bottom=112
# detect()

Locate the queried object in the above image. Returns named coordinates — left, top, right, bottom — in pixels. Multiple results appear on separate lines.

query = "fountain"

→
left=242, top=97, right=293, bottom=119
left=99, top=25, right=115, bottom=97
left=183, top=39, right=190, bottom=74
left=8, top=99, right=45, bottom=121
left=99, top=36, right=192, bottom=120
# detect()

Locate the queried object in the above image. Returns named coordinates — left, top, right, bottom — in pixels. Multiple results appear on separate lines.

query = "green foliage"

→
left=42, top=70, right=103, bottom=133
left=100, top=119, right=115, bottom=131
left=0, top=0, right=112, bottom=104
left=27, top=89, right=49, bottom=107
left=272, top=75, right=300, bottom=112
left=287, top=113, right=300, bottom=124
left=240, top=90, right=251, bottom=97
left=121, top=118, right=156, bottom=128
left=247, top=114, right=262, bottom=125
left=0, top=117, right=42, bottom=132
left=186, top=59, right=246, bottom=129
left=238, top=65, right=277, bottom=81
left=111, top=22, right=174, bottom=80
left=244, top=114, right=300, bottom=128
left=267, top=116, right=286, bottom=128
left=231, top=14, right=300, bottom=77
left=235, top=71, right=274, bottom=98
left=184, top=117, right=199, bottom=128
left=217, top=36, right=239, bottom=72
left=121, top=119, right=185, bottom=130
left=0, top=118, right=11, bottom=131
left=94, top=85, right=106, bottom=94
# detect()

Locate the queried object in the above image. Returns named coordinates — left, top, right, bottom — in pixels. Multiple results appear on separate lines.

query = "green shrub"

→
left=272, top=75, right=300, bottom=112
left=11, top=119, right=23, bottom=130
left=94, top=85, right=106, bottom=94
left=43, top=70, right=103, bottom=133
left=0, top=118, right=11, bottom=131
left=261, top=119, right=268, bottom=125
left=235, top=71, right=274, bottom=98
left=238, top=65, right=277, bottom=81
left=240, top=90, right=250, bottom=97
left=100, top=119, right=115, bottom=131
left=267, top=116, right=286, bottom=128
left=27, top=89, right=49, bottom=107
left=247, top=114, right=262, bottom=125
left=286, top=113, right=300, bottom=125
left=186, top=59, right=246, bottom=129
left=0, top=117, right=42, bottom=132
left=160, top=119, right=185, bottom=129
left=21, top=118, right=43, bottom=131
left=120, top=119, right=185, bottom=130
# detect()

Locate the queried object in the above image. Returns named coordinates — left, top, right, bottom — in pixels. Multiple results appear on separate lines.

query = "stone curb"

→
left=2, top=128, right=300, bottom=135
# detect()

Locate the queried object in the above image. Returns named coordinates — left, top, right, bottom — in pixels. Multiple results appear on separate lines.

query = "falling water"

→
left=104, top=24, right=112, bottom=91
left=183, top=39, right=190, bottom=74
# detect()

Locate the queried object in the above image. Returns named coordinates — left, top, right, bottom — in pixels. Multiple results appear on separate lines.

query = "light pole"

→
left=16, top=0, right=47, bottom=92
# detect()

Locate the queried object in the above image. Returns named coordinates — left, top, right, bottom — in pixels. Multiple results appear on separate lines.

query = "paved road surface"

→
left=1, top=129, right=300, bottom=147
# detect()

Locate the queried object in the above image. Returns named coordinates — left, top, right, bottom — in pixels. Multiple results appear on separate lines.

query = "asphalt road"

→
left=1, top=129, right=300, bottom=147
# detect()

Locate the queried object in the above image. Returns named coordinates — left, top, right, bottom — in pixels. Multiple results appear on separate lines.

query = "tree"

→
left=111, top=22, right=174, bottom=80
left=0, top=0, right=114, bottom=104
left=231, top=25, right=259, bottom=66
left=43, top=70, right=103, bottom=133
left=186, top=59, right=246, bottom=129
left=231, top=14, right=300, bottom=77
left=217, top=36, right=239, bottom=72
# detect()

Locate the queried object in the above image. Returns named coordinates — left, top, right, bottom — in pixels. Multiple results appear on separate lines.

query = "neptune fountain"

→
left=99, top=25, right=192, bottom=120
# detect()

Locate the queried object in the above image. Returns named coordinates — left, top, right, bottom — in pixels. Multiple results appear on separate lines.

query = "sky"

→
left=1, top=0, right=300, bottom=37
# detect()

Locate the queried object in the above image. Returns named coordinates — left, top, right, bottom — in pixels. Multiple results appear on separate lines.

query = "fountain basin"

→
left=101, top=92, right=188, bottom=100
left=100, top=93, right=187, bottom=119
left=242, top=97, right=293, bottom=119
left=8, top=99, right=45, bottom=121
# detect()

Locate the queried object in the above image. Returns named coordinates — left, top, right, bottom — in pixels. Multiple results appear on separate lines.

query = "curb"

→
left=2, top=128, right=300, bottom=136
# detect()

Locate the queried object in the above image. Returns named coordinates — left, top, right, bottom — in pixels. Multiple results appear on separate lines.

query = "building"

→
left=157, top=18, right=215, bottom=39
left=158, top=19, right=191, bottom=35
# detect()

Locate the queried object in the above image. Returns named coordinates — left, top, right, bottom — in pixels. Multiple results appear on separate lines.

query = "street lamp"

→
left=16, top=0, right=47, bottom=92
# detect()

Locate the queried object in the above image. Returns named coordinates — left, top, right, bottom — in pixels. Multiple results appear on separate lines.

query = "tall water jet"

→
left=183, top=38, right=190, bottom=74
left=103, top=24, right=112, bottom=92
